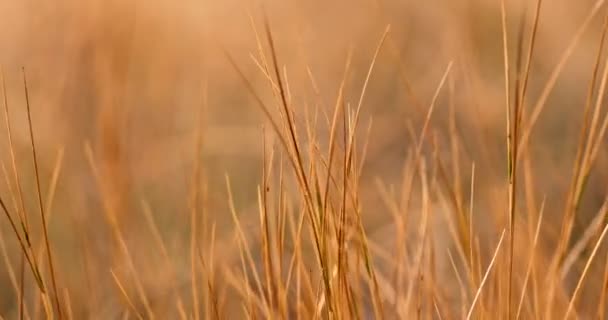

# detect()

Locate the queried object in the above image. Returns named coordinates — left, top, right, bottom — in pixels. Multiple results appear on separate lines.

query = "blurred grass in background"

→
left=0, top=0, right=608, bottom=318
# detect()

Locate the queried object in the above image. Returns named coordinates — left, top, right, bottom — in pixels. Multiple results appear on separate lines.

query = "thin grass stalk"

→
left=564, top=200, right=608, bottom=319
left=466, top=230, right=506, bottom=320
left=22, top=68, right=62, bottom=318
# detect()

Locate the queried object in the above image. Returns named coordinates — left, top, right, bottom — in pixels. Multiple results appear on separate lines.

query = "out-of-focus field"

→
left=0, top=0, right=608, bottom=318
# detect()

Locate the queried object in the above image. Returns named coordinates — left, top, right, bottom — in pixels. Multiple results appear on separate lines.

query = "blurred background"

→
left=0, top=0, right=607, bottom=318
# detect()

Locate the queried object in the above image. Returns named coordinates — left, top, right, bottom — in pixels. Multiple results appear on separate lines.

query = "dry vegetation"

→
left=1, top=0, right=608, bottom=319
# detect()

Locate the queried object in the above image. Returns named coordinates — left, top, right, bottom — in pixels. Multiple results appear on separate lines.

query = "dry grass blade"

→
left=517, top=0, right=607, bottom=157
left=140, top=200, right=187, bottom=318
left=1, top=67, right=32, bottom=248
left=322, top=50, right=352, bottom=219
left=2, top=67, right=31, bottom=320
left=225, top=174, right=271, bottom=317
left=466, top=230, right=507, bottom=320
left=84, top=144, right=155, bottom=319
left=0, top=228, right=32, bottom=320
left=22, top=68, right=63, bottom=318
left=42, top=148, right=64, bottom=224
left=559, top=11, right=608, bottom=261
left=351, top=25, right=391, bottom=135
left=563, top=200, right=608, bottom=320
left=560, top=201, right=607, bottom=280
left=260, top=18, right=330, bottom=301
left=111, top=270, right=145, bottom=320
left=515, top=197, right=546, bottom=319
left=499, top=0, right=519, bottom=316
left=517, top=0, right=543, bottom=110
left=1, top=68, right=47, bottom=294
left=541, top=12, right=608, bottom=316
left=0, top=161, right=45, bottom=291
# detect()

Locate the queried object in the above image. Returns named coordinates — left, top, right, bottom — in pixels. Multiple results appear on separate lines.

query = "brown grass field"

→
left=1, top=0, right=608, bottom=318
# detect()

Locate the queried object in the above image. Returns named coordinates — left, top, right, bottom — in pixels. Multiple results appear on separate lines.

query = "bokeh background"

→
left=0, top=0, right=607, bottom=318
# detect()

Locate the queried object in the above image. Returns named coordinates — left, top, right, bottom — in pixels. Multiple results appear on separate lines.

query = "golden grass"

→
left=1, top=0, right=608, bottom=319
